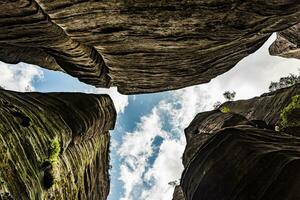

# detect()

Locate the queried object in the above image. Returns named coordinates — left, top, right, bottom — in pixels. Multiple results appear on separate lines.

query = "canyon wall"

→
left=1, top=1, right=300, bottom=94
left=174, top=84, right=300, bottom=200
left=0, top=89, right=116, bottom=200
left=270, top=23, right=300, bottom=59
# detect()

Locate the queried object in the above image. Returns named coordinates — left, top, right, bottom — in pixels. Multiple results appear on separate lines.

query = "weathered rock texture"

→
left=174, top=84, right=300, bottom=200
left=172, top=185, right=185, bottom=200
left=1, top=1, right=300, bottom=94
left=222, top=83, right=300, bottom=132
left=269, top=23, right=300, bottom=59
left=0, top=89, right=116, bottom=200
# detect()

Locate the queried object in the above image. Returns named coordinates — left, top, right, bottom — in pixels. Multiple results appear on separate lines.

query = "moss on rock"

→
left=279, top=95, right=300, bottom=131
left=0, top=90, right=116, bottom=199
left=220, top=106, right=230, bottom=113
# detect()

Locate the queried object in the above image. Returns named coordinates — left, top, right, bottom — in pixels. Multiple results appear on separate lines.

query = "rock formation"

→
left=0, top=89, right=116, bottom=200
left=270, top=23, right=300, bottom=59
left=174, top=84, right=300, bottom=200
left=1, top=1, right=300, bottom=94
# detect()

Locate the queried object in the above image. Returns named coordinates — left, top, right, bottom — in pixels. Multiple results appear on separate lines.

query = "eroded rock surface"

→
left=172, top=185, right=185, bottom=200
left=222, top=83, right=300, bottom=129
left=0, top=89, right=116, bottom=200
left=1, top=1, right=300, bottom=94
left=174, top=84, right=300, bottom=200
left=270, top=23, right=300, bottom=59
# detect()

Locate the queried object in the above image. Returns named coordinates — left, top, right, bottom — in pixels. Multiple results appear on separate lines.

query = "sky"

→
left=0, top=35, right=300, bottom=200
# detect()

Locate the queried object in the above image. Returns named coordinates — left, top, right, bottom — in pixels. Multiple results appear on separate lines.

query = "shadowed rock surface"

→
left=174, top=84, right=300, bottom=200
left=0, top=89, right=116, bottom=200
left=222, top=83, right=300, bottom=128
left=183, top=110, right=252, bottom=167
left=269, top=23, right=300, bottom=59
left=172, top=185, right=185, bottom=200
left=1, top=1, right=300, bottom=94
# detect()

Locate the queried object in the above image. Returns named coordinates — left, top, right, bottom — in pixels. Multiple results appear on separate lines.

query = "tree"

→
left=269, top=71, right=300, bottom=92
left=25, top=85, right=32, bottom=92
left=223, top=91, right=236, bottom=101
left=213, top=101, right=222, bottom=109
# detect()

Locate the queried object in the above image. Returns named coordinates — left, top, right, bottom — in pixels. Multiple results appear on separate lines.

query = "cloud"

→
left=86, top=87, right=129, bottom=114
left=118, top=108, right=168, bottom=200
left=117, top=87, right=210, bottom=200
left=141, top=139, right=185, bottom=200
left=0, top=62, right=43, bottom=92
left=207, top=34, right=300, bottom=100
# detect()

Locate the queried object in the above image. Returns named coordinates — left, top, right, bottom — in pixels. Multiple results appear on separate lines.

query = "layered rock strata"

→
left=1, top=1, right=300, bottom=94
left=269, top=23, right=300, bottom=59
left=0, top=89, right=116, bottom=200
left=222, top=83, right=300, bottom=133
left=174, top=84, right=300, bottom=200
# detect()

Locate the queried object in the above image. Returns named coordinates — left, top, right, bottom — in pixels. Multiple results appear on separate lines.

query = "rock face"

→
left=172, top=185, right=185, bottom=200
left=269, top=23, right=300, bottom=59
left=174, top=84, right=300, bottom=200
left=222, top=84, right=300, bottom=129
left=0, top=89, right=116, bottom=200
left=1, top=1, right=300, bottom=94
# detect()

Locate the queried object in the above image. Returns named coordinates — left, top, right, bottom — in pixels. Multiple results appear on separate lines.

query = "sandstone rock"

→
left=172, top=185, right=185, bottom=200
left=183, top=110, right=252, bottom=167
left=1, top=1, right=300, bottom=94
left=222, top=83, right=300, bottom=128
left=174, top=85, right=300, bottom=200
left=181, top=127, right=300, bottom=200
left=269, top=23, right=300, bottom=59
left=0, top=89, right=116, bottom=200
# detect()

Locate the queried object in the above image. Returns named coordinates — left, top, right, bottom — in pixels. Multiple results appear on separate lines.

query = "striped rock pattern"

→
left=0, top=89, right=116, bottom=200
left=174, top=84, right=300, bottom=200
left=1, top=1, right=300, bottom=94
left=269, top=23, right=300, bottom=59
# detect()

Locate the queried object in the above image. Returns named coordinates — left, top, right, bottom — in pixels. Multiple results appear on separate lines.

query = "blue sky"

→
left=1, top=35, right=300, bottom=200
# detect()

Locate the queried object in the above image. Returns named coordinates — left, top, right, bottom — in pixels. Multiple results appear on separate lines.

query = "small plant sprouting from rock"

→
left=43, top=137, right=60, bottom=189
left=279, top=95, right=300, bottom=130
left=213, top=101, right=222, bottom=109
left=220, top=106, right=230, bottom=113
left=213, top=91, right=236, bottom=110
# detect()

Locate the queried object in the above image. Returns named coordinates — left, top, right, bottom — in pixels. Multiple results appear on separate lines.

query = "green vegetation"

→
left=223, top=91, right=236, bottom=101
left=49, top=137, right=60, bottom=165
left=269, top=70, right=300, bottom=92
left=43, top=137, right=60, bottom=189
left=220, top=106, right=230, bottom=113
left=0, top=147, right=8, bottom=169
left=279, top=95, right=300, bottom=129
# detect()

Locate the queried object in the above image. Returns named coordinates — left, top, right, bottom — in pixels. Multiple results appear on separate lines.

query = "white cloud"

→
left=0, top=62, right=43, bottom=92
left=117, top=88, right=210, bottom=200
left=208, top=34, right=300, bottom=100
left=141, top=139, right=185, bottom=200
left=86, top=87, right=129, bottom=114
left=118, top=108, right=169, bottom=200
